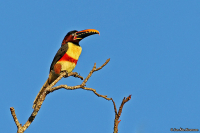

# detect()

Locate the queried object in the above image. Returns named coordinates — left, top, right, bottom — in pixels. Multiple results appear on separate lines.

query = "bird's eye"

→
left=72, top=33, right=75, bottom=36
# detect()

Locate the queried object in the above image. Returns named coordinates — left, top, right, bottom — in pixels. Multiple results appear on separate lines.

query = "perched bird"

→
left=33, top=29, right=100, bottom=108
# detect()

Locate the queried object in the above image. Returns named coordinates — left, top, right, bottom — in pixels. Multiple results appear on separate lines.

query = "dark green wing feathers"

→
left=49, top=43, right=68, bottom=72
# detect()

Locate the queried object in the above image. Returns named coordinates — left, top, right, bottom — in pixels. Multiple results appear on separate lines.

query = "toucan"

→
left=33, top=29, right=100, bottom=108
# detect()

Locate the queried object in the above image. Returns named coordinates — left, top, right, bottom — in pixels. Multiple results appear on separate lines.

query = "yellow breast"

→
left=56, top=42, right=82, bottom=73
left=66, top=42, right=82, bottom=60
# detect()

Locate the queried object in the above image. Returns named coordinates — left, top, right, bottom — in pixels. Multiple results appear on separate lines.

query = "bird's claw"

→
left=61, top=70, right=68, bottom=78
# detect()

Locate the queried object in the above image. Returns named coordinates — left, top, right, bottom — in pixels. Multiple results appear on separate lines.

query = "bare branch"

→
left=66, top=72, right=84, bottom=80
left=111, top=99, right=118, bottom=115
left=81, top=58, right=110, bottom=86
left=112, top=95, right=132, bottom=133
left=10, top=59, right=111, bottom=133
left=118, top=95, right=131, bottom=117
left=10, top=107, right=21, bottom=128
left=11, top=58, right=131, bottom=133
left=95, top=58, right=110, bottom=71
left=81, top=86, right=112, bottom=101
left=49, top=85, right=112, bottom=101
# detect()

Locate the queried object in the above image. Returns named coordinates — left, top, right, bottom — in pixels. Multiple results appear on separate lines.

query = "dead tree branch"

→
left=10, top=58, right=111, bottom=133
left=10, top=58, right=131, bottom=133
left=112, top=95, right=132, bottom=133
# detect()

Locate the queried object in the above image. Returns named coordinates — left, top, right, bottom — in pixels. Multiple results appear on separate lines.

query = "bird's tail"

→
left=32, top=79, right=49, bottom=109
left=32, top=72, right=59, bottom=109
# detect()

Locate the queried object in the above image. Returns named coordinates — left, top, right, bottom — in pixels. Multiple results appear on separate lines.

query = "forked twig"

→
left=112, top=95, right=132, bottom=133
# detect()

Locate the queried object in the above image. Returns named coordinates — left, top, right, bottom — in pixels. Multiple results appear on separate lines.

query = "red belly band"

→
left=59, top=53, right=78, bottom=65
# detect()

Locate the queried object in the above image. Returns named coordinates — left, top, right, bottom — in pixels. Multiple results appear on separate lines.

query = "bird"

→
left=33, top=29, right=100, bottom=108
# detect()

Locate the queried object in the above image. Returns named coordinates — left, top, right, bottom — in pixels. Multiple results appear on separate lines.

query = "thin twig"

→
left=111, top=99, right=118, bottom=115
left=10, top=107, right=21, bottom=128
left=81, top=58, right=110, bottom=86
left=67, top=72, right=84, bottom=80
left=81, top=86, right=111, bottom=101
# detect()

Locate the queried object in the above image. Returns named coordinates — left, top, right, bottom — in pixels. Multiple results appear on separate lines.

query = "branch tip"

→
left=127, top=95, right=131, bottom=100
left=10, top=107, right=14, bottom=111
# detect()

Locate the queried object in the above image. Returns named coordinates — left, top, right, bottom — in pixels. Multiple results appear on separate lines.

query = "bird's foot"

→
left=61, top=70, right=68, bottom=78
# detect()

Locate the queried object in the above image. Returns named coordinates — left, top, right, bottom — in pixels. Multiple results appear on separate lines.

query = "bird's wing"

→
left=49, top=43, right=68, bottom=72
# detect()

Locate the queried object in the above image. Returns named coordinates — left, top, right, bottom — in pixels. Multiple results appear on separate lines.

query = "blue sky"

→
left=1, top=1, right=200, bottom=133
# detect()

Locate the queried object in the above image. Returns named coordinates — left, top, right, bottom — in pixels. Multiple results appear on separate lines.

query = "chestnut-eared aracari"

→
left=33, top=29, right=100, bottom=108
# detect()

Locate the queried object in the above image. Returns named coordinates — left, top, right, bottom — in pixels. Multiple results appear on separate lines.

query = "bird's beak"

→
left=74, top=29, right=100, bottom=40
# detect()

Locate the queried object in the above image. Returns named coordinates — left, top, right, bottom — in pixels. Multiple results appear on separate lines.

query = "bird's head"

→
left=61, top=29, right=100, bottom=45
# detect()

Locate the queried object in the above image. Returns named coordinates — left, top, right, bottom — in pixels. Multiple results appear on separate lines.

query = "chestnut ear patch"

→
left=54, top=64, right=62, bottom=74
